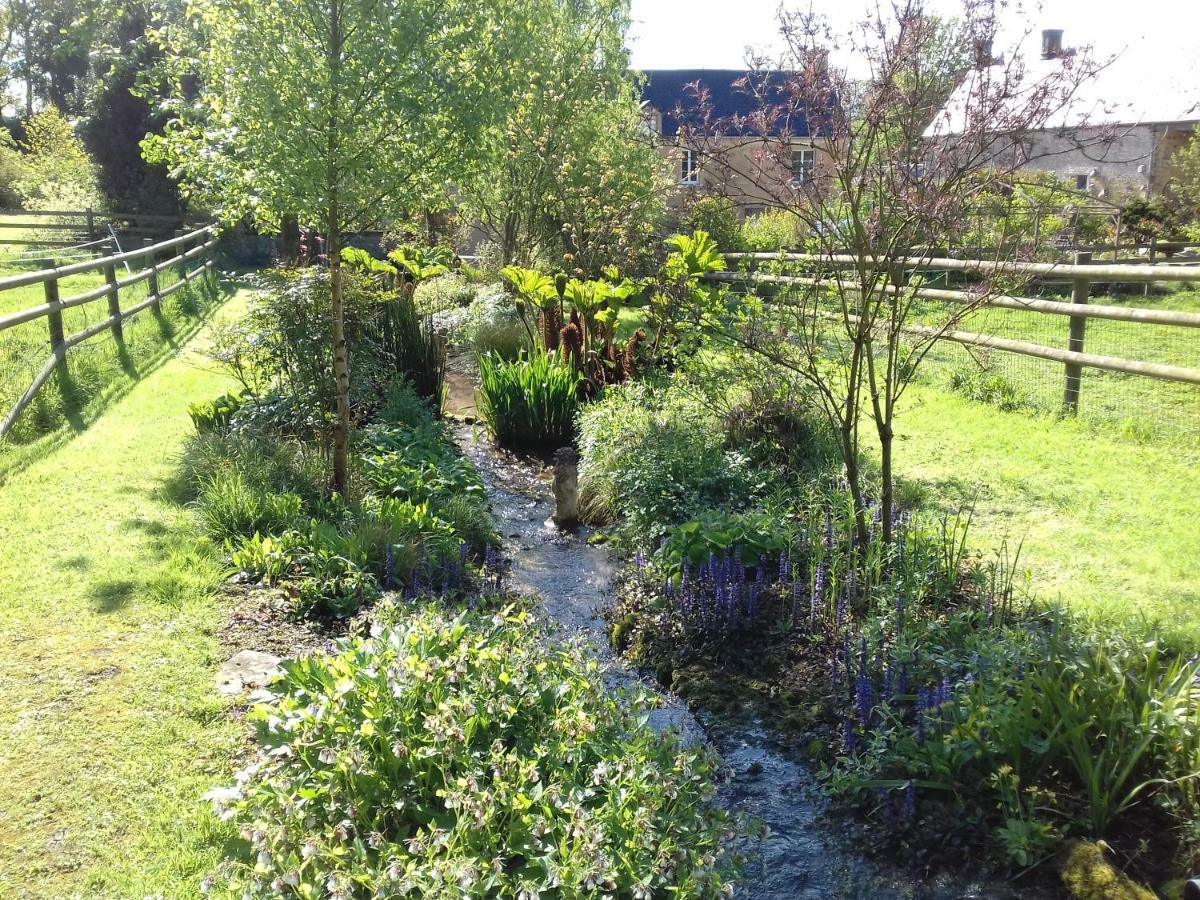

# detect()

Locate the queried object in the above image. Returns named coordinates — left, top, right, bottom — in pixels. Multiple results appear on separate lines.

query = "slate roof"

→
left=927, top=38, right=1200, bottom=138
left=638, top=69, right=826, bottom=138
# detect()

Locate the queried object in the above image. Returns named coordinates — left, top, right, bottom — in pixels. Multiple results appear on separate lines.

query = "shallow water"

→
left=452, top=422, right=1040, bottom=900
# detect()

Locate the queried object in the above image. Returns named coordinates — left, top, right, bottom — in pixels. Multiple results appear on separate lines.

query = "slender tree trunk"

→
left=326, top=0, right=350, bottom=493
left=879, top=422, right=893, bottom=545
left=328, top=224, right=351, bottom=493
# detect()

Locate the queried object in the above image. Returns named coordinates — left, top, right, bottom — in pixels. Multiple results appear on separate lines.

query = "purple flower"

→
left=778, top=551, right=790, bottom=582
left=812, top=562, right=827, bottom=623
left=842, top=718, right=857, bottom=754
left=855, top=672, right=872, bottom=727
left=901, top=784, right=917, bottom=820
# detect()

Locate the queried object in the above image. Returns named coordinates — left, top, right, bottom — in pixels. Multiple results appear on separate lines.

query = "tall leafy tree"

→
left=146, top=0, right=524, bottom=489
left=459, top=0, right=668, bottom=274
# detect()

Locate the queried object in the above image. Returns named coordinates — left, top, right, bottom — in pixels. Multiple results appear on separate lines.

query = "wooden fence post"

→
left=40, top=258, right=65, bottom=364
left=85, top=208, right=96, bottom=242
left=104, top=247, right=122, bottom=342
left=1145, top=238, right=1156, bottom=297
left=143, top=237, right=161, bottom=315
left=1062, top=250, right=1091, bottom=414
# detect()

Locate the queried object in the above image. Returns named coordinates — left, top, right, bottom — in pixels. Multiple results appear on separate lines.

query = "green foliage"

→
left=477, top=351, right=582, bottom=450
left=458, top=0, right=668, bottom=274
left=413, top=273, right=476, bottom=315
left=947, top=365, right=1031, bottom=412
left=740, top=209, right=803, bottom=252
left=196, top=471, right=304, bottom=541
left=576, top=378, right=754, bottom=545
left=388, top=244, right=452, bottom=284
left=205, top=604, right=737, bottom=897
left=13, top=106, right=104, bottom=209
left=187, top=390, right=246, bottom=433
left=660, top=510, right=792, bottom=576
left=457, top=283, right=531, bottom=359
left=359, top=422, right=485, bottom=509
left=664, top=230, right=727, bottom=281
left=682, top=197, right=743, bottom=253
left=369, top=289, right=445, bottom=408
left=1169, top=125, right=1200, bottom=226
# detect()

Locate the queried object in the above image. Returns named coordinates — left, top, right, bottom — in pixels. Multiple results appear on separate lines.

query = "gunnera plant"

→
left=477, top=351, right=581, bottom=451
left=204, top=604, right=739, bottom=897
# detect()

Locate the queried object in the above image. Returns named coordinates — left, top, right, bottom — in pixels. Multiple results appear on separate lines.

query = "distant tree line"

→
left=0, top=0, right=181, bottom=214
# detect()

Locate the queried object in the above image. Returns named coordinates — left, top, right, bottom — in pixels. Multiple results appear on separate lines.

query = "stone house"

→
left=638, top=69, right=833, bottom=218
left=928, top=29, right=1200, bottom=201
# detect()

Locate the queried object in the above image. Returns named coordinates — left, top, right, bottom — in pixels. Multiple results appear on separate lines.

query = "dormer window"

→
left=680, top=148, right=699, bottom=186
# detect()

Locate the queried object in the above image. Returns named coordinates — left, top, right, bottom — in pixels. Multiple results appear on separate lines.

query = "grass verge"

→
left=890, top=382, right=1200, bottom=642
left=0, top=285, right=251, bottom=897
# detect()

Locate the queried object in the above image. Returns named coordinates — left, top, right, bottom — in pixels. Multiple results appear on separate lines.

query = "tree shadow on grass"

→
left=0, top=275, right=238, bottom=487
left=92, top=578, right=138, bottom=612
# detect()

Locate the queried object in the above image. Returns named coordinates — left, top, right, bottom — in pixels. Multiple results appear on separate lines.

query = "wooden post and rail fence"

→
left=715, top=252, right=1200, bottom=416
left=0, top=208, right=195, bottom=248
left=0, top=224, right=219, bottom=439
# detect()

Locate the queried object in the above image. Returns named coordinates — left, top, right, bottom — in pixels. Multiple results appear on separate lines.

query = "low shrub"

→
left=204, top=604, right=738, bottom=897
left=576, top=378, right=755, bottom=545
left=187, top=390, right=247, bottom=433
left=477, top=351, right=581, bottom=451
left=457, top=283, right=531, bottom=358
left=740, top=209, right=802, bottom=252
left=681, top=196, right=743, bottom=254
left=413, top=272, right=476, bottom=315
left=197, top=471, right=304, bottom=540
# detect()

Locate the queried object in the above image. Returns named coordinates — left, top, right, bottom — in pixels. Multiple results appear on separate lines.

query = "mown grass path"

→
left=0, top=287, right=251, bottom=897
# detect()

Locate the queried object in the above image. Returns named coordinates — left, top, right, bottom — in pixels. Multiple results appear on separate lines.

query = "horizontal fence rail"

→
left=0, top=208, right=196, bottom=247
left=713, top=251, right=1200, bottom=416
left=0, top=224, right=218, bottom=439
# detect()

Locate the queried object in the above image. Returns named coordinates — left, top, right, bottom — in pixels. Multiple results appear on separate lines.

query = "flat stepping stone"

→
left=216, top=649, right=282, bottom=696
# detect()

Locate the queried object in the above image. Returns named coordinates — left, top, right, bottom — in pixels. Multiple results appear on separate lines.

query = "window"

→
left=1075, top=173, right=1090, bottom=191
left=791, top=148, right=816, bottom=183
left=680, top=148, right=699, bottom=185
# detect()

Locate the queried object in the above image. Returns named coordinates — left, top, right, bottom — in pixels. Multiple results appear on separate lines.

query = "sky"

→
left=627, top=0, right=1200, bottom=72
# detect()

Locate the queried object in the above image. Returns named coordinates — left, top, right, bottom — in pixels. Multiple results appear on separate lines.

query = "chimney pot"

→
left=1042, top=29, right=1064, bottom=59
left=973, top=37, right=994, bottom=68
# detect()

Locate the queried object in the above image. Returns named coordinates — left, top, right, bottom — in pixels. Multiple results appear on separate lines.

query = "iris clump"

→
left=205, top=604, right=739, bottom=897
left=477, top=350, right=581, bottom=451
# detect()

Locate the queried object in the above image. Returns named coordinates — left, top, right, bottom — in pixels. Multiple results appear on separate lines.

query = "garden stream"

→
left=450, top=418, right=1035, bottom=900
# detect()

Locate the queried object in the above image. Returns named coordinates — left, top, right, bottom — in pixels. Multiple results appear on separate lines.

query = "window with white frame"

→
left=680, top=148, right=699, bottom=185
left=1075, top=172, right=1090, bottom=191
left=791, top=147, right=815, bottom=183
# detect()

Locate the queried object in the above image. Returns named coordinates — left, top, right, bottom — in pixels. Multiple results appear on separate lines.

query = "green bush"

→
left=740, top=209, right=802, bottom=252
left=682, top=197, right=743, bottom=254
left=205, top=604, right=737, bottom=897
left=456, top=283, right=531, bottom=358
left=176, top=431, right=326, bottom=510
left=413, top=273, right=476, bottom=315
left=477, top=351, right=581, bottom=451
left=576, top=379, right=754, bottom=545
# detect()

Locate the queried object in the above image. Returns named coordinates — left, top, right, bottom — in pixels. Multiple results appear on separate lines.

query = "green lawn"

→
left=888, top=383, right=1200, bottom=643
left=0, top=261, right=217, bottom=466
left=0, top=287, right=251, bottom=897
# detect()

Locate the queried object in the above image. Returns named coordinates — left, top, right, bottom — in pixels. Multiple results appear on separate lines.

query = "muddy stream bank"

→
left=449, top=413, right=1033, bottom=900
